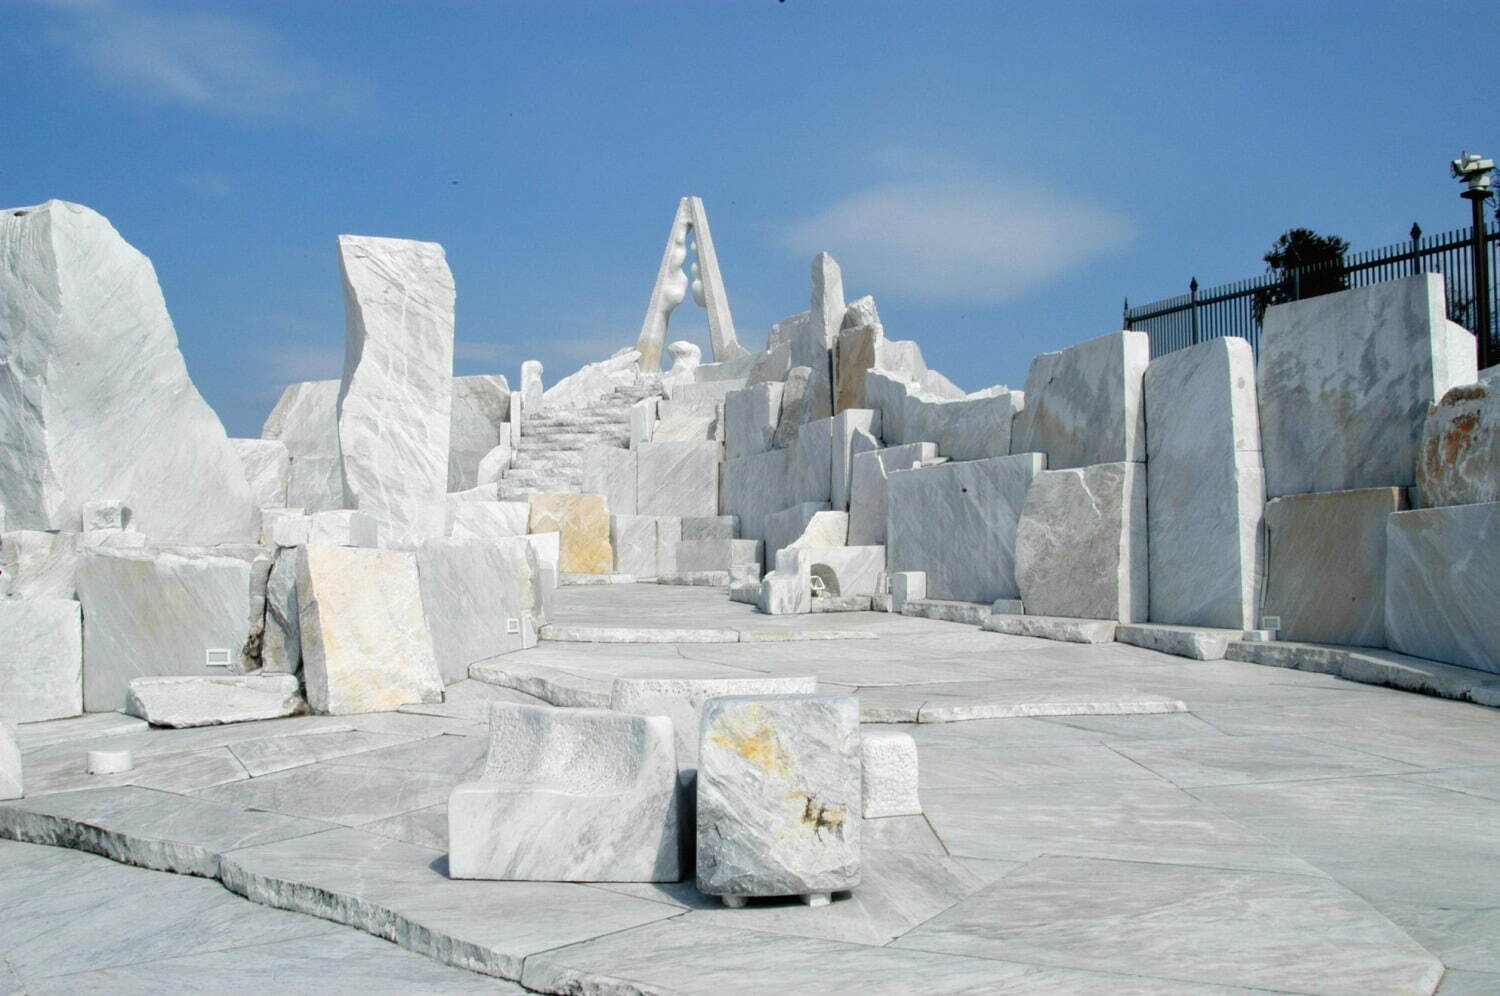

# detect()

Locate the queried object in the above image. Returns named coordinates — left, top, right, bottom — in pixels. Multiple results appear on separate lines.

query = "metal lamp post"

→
left=1452, top=151, right=1495, bottom=370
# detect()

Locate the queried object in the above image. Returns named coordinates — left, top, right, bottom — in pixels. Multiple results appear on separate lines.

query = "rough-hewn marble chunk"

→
left=261, top=548, right=300, bottom=675
left=297, top=544, right=442, bottom=715
left=448, top=500, right=529, bottom=543
left=0, top=722, right=19, bottom=800
left=77, top=549, right=267, bottom=712
left=725, top=382, right=785, bottom=460
left=697, top=694, right=862, bottom=900
left=527, top=493, right=613, bottom=575
left=757, top=573, right=810, bottom=616
left=1144, top=337, right=1265, bottom=629
left=0, top=200, right=258, bottom=543
left=610, top=676, right=818, bottom=775
left=1385, top=501, right=1500, bottom=673
left=1115, top=623, right=1237, bottom=660
left=417, top=537, right=539, bottom=683
left=0, top=530, right=79, bottom=599
left=1258, top=274, right=1477, bottom=497
left=1416, top=374, right=1500, bottom=507
left=1009, top=330, right=1149, bottom=469
left=0, top=599, right=82, bottom=722
left=888, top=453, right=1044, bottom=603
left=865, top=370, right=1022, bottom=461
left=1015, top=461, right=1148, bottom=622
left=637, top=441, right=719, bottom=518
left=231, top=438, right=291, bottom=510
left=448, top=702, right=681, bottom=882
left=860, top=730, right=920, bottom=818
left=847, top=443, right=938, bottom=546
left=336, top=234, right=455, bottom=548
left=262, top=379, right=344, bottom=513
left=582, top=445, right=638, bottom=516
left=763, top=502, right=832, bottom=565
left=982, top=613, right=1118, bottom=644
left=1262, top=487, right=1407, bottom=646
left=124, top=674, right=304, bottom=728
left=448, top=374, right=511, bottom=492
left=720, top=448, right=790, bottom=542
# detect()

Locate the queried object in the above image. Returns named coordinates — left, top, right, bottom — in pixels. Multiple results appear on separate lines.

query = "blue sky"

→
left=6, top=0, right=1495, bottom=437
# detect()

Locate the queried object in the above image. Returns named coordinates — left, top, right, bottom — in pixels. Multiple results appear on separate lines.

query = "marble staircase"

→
left=496, top=382, right=661, bottom=501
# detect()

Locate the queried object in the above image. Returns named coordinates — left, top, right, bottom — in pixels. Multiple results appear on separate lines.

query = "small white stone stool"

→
left=860, top=730, right=921, bottom=818
left=87, top=749, right=133, bottom=775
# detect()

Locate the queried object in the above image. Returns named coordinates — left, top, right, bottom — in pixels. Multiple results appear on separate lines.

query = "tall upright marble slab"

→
left=637, top=442, right=719, bottom=517
left=1144, top=337, right=1265, bottom=629
left=888, top=453, right=1044, bottom=603
left=0, top=200, right=258, bottom=543
left=635, top=197, right=744, bottom=371
left=262, top=379, right=344, bottom=513
left=720, top=448, right=789, bottom=543
left=847, top=442, right=939, bottom=546
left=1385, top=501, right=1500, bottom=674
left=1015, top=462, right=1148, bottom=622
left=336, top=234, right=455, bottom=548
left=417, top=537, right=538, bottom=683
left=724, top=381, right=784, bottom=460
left=582, top=445, right=638, bottom=516
left=830, top=409, right=881, bottom=511
left=1258, top=274, right=1477, bottom=498
left=1009, top=330, right=1149, bottom=470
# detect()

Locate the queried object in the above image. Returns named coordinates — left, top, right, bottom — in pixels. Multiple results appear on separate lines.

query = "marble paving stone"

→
left=417, top=537, right=538, bottom=683
left=894, top=855, right=1443, bottom=996
left=262, top=379, right=344, bottom=513
left=527, top=492, right=613, bottom=575
left=916, top=743, right=1160, bottom=791
left=610, top=675, right=818, bottom=773
left=297, top=545, right=443, bottom=715
left=610, top=513, right=658, bottom=576
left=335, top=234, right=454, bottom=547
left=1009, top=330, right=1150, bottom=469
left=720, top=447, right=790, bottom=542
left=885, top=455, right=1045, bottom=603
left=360, top=801, right=450, bottom=851
left=1112, top=733, right=1424, bottom=788
left=0, top=785, right=331, bottom=876
left=1401, top=764, right=1500, bottom=803
left=193, top=758, right=456, bottom=827
left=520, top=918, right=1254, bottom=995
left=1258, top=274, right=1475, bottom=497
left=580, top=444, right=637, bottom=516
left=226, top=729, right=414, bottom=777
left=1014, top=461, right=1148, bottom=622
left=1417, top=374, right=1500, bottom=506
left=1435, top=970, right=1500, bottom=994
left=125, top=674, right=304, bottom=728
left=636, top=441, right=719, bottom=518
left=865, top=370, right=1024, bottom=461
left=1262, top=486, right=1406, bottom=647
left=397, top=677, right=546, bottom=722
left=0, top=599, right=82, bottom=723
left=1382, top=901, right=1500, bottom=974
left=1144, top=336, right=1265, bottom=629
left=1385, top=501, right=1500, bottom=674
left=218, top=825, right=680, bottom=980
left=724, top=381, right=784, bottom=460
left=847, top=442, right=938, bottom=546
left=449, top=702, right=680, bottom=881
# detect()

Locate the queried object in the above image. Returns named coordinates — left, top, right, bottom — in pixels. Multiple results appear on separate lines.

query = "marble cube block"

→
left=260, top=507, right=308, bottom=547
left=448, top=702, right=681, bottom=882
left=1417, top=374, right=1500, bottom=507
left=682, top=515, right=738, bottom=541
left=527, top=492, right=613, bottom=575
left=0, top=599, right=82, bottom=723
left=697, top=694, right=862, bottom=901
left=860, top=730, right=920, bottom=818
left=1009, top=330, right=1149, bottom=469
left=1385, top=501, right=1500, bottom=674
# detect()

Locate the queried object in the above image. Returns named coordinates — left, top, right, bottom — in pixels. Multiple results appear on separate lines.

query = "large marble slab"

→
left=527, top=492, right=613, bottom=575
left=0, top=599, right=81, bottom=722
left=724, top=381, right=784, bottom=460
left=720, top=448, right=790, bottom=542
left=636, top=441, right=719, bottom=517
left=865, top=370, right=1022, bottom=461
left=1385, top=501, right=1500, bottom=673
left=1009, top=330, right=1150, bottom=469
left=261, top=379, right=345, bottom=512
left=580, top=445, right=636, bottom=516
left=1258, top=274, right=1476, bottom=497
left=417, top=537, right=538, bottom=683
left=847, top=442, right=937, bottom=546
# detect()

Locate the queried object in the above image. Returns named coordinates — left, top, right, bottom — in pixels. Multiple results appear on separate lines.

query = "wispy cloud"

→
left=33, top=0, right=370, bottom=121
left=783, top=173, right=1133, bottom=305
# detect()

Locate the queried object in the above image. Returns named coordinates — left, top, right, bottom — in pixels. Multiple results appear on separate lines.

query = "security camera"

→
left=1452, top=152, right=1495, bottom=191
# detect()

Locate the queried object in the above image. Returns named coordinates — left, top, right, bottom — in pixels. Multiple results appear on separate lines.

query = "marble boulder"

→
left=0, top=599, right=82, bottom=722
left=125, top=674, right=305, bottom=728
left=1009, top=330, right=1149, bottom=469
left=1416, top=373, right=1500, bottom=507
left=1385, top=501, right=1500, bottom=673
left=448, top=702, right=681, bottom=882
left=697, top=694, right=862, bottom=903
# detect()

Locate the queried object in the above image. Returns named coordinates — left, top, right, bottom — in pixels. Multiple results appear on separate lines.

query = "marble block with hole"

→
left=860, top=730, right=920, bottom=818
left=0, top=722, right=20, bottom=800
left=0, top=599, right=82, bottom=723
left=448, top=701, right=681, bottom=882
left=124, top=674, right=305, bottom=728
left=697, top=694, right=862, bottom=905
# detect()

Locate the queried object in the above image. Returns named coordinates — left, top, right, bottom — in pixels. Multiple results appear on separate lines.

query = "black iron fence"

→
left=1124, top=223, right=1500, bottom=362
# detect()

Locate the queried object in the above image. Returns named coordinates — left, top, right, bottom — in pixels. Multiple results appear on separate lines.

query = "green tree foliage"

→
left=1252, top=228, right=1351, bottom=323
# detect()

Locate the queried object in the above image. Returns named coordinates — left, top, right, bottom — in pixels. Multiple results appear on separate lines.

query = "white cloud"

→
left=34, top=0, right=370, bottom=121
left=783, top=178, right=1133, bottom=305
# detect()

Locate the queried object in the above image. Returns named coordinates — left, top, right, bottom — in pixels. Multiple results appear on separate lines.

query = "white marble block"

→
left=637, top=442, right=719, bottom=517
left=0, top=200, right=259, bottom=543
left=262, top=379, right=344, bottom=513
left=125, top=674, right=304, bottom=728
left=720, top=448, right=790, bottom=542
left=611, top=514, right=659, bottom=576
left=1144, top=337, right=1265, bottom=629
left=1258, top=274, right=1477, bottom=498
left=448, top=374, right=511, bottom=492
left=448, top=702, right=681, bottom=882
left=1015, top=461, right=1148, bottom=622
left=889, top=571, right=926, bottom=613
left=336, top=234, right=455, bottom=548
left=676, top=538, right=763, bottom=575
left=297, top=544, right=443, bottom=715
left=1385, top=502, right=1500, bottom=673
left=77, top=549, right=267, bottom=712
left=527, top=493, right=613, bottom=575
left=864, top=370, right=1022, bottom=461
left=757, top=573, right=810, bottom=616
left=1262, top=487, right=1407, bottom=647
left=417, top=537, right=539, bottom=683
left=847, top=443, right=938, bottom=546
left=611, top=676, right=819, bottom=775
left=80, top=499, right=125, bottom=532
left=448, top=500, right=529, bottom=543
left=0, top=599, right=82, bottom=722
left=655, top=515, right=683, bottom=577
left=725, top=382, right=785, bottom=460
left=230, top=439, right=292, bottom=510
left=683, top=515, right=738, bottom=540
left=793, top=545, right=886, bottom=599
left=260, top=507, right=307, bottom=547
left=520, top=360, right=544, bottom=406
left=582, top=445, right=638, bottom=516
left=1417, top=373, right=1500, bottom=507
left=831, top=410, right=881, bottom=511
left=860, top=730, right=920, bottom=818
left=475, top=431, right=514, bottom=485
left=306, top=509, right=379, bottom=547
left=697, top=694, right=862, bottom=901
left=888, top=453, right=1044, bottom=603
left=773, top=365, right=814, bottom=447
left=0, top=722, right=19, bottom=800
left=764, top=502, right=832, bottom=566
left=788, top=417, right=834, bottom=505
left=261, top=548, right=300, bottom=675
left=1009, top=330, right=1149, bottom=469
left=0, top=531, right=80, bottom=599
